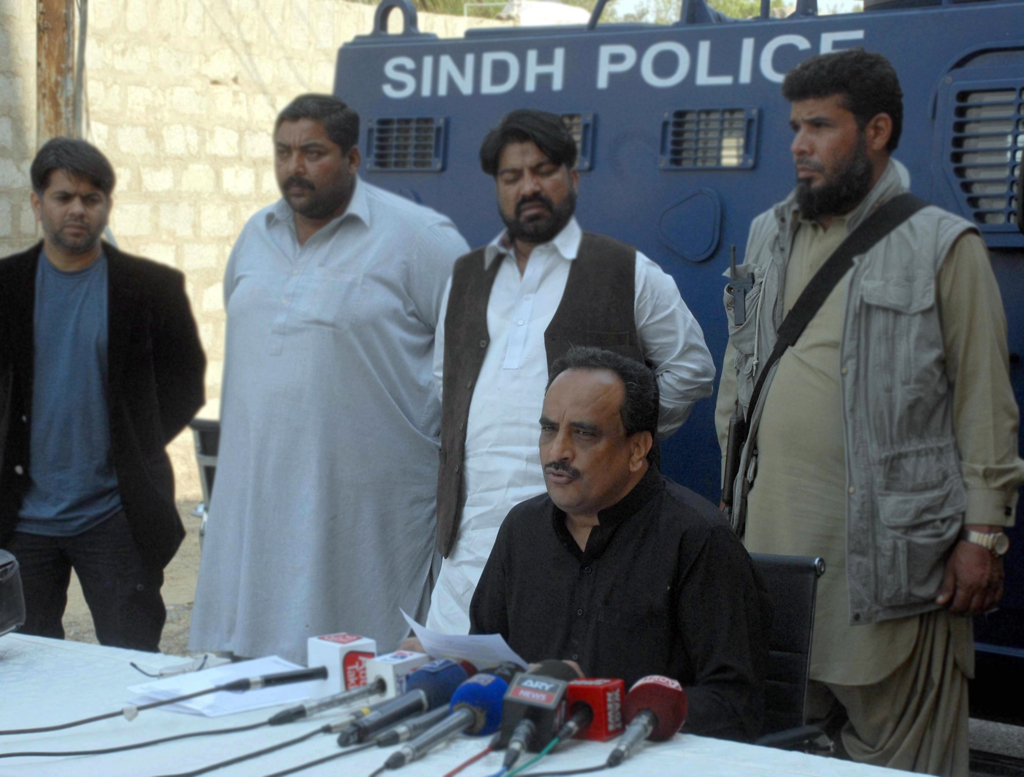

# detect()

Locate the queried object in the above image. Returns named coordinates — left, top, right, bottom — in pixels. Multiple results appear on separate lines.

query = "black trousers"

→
left=5, top=511, right=165, bottom=652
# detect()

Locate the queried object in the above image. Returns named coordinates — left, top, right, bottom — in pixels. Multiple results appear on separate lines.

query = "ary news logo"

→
left=380, top=30, right=864, bottom=99
left=510, top=677, right=561, bottom=707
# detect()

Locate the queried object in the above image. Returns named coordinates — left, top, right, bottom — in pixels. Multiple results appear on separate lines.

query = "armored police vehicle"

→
left=332, top=0, right=1024, bottom=731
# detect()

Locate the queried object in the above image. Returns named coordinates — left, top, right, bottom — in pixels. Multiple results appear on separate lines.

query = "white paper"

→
left=401, top=609, right=527, bottom=669
left=128, top=656, right=318, bottom=717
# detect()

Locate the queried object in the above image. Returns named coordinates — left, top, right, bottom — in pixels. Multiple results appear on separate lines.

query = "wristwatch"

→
left=960, top=529, right=1010, bottom=557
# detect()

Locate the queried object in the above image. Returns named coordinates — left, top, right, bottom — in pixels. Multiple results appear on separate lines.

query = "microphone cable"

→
left=0, top=666, right=328, bottom=736
left=0, top=720, right=267, bottom=760
left=519, top=768, right=608, bottom=776
left=505, top=736, right=560, bottom=777
left=149, top=724, right=326, bottom=777
left=257, top=741, right=377, bottom=777
left=442, top=744, right=494, bottom=777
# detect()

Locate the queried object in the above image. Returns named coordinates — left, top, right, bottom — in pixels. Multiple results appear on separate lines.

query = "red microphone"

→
left=606, top=675, right=687, bottom=766
left=555, top=679, right=626, bottom=742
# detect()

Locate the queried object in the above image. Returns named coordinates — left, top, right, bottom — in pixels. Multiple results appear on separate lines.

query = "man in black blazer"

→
left=0, top=138, right=205, bottom=651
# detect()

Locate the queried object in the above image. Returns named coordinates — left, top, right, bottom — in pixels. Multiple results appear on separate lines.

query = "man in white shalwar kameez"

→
left=189, top=95, right=468, bottom=663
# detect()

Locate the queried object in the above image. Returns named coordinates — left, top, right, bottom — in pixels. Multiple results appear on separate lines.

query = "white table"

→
left=0, top=635, right=898, bottom=777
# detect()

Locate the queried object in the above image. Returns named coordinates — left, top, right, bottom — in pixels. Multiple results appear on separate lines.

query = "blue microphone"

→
left=384, top=672, right=510, bottom=769
left=336, top=659, right=468, bottom=746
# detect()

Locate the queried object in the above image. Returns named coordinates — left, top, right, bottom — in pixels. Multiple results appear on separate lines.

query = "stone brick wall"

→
left=0, top=0, right=503, bottom=500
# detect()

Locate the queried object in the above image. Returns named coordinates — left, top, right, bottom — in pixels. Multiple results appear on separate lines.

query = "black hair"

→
left=547, top=346, right=659, bottom=443
left=781, top=48, right=903, bottom=152
left=30, top=137, right=116, bottom=197
left=275, top=94, right=360, bottom=151
left=479, top=109, right=577, bottom=176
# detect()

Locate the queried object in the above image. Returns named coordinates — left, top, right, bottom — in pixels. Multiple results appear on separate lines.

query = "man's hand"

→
left=399, top=636, right=425, bottom=653
left=936, top=531, right=1005, bottom=615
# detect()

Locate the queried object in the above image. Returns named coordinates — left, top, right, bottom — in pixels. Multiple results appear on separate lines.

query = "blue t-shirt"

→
left=16, top=252, right=122, bottom=536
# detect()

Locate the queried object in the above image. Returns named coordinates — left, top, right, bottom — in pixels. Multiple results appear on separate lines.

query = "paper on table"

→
left=401, top=609, right=527, bottom=669
left=128, top=655, right=317, bottom=717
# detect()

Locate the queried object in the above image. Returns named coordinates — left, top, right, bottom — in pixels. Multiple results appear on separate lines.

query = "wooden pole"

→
left=37, top=0, right=76, bottom=147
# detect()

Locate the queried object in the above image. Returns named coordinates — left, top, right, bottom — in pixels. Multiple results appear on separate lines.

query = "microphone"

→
left=269, top=676, right=388, bottom=725
left=221, top=665, right=328, bottom=691
left=335, top=659, right=467, bottom=746
left=498, top=661, right=580, bottom=768
left=374, top=705, right=453, bottom=746
left=606, top=675, right=688, bottom=767
left=555, top=678, right=626, bottom=742
left=384, top=672, right=510, bottom=769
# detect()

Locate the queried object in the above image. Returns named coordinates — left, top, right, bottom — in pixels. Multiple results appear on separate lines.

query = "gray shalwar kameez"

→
left=189, top=179, right=468, bottom=663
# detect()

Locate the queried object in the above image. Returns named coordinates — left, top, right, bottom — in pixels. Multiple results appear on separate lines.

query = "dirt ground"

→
left=62, top=500, right=203, bottom=656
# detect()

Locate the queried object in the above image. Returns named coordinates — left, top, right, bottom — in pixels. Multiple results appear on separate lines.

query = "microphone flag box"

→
left=567, top=678, right=625, bottom=741
left=364, top=650, right=431, bottom=699
left=307, top=633, right=376, bottom=696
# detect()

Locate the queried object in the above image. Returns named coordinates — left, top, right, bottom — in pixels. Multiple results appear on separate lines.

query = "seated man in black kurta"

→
left=469, top=346, right=770, bottom=742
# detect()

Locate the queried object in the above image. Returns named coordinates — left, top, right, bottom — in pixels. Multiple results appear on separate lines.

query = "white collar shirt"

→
left=427, top=217, right=715, bottom=633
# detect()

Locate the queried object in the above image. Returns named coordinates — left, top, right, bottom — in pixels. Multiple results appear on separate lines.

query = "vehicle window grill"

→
left=950, top=88, right=1024, bottom=227
left=366, top=117, right=446, bottom=172
left=560, top=113, right=595, bottom=171
left=660, top=108, right=758, bottom=170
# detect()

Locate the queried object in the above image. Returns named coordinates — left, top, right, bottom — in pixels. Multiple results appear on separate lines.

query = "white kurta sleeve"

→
left=433, top=277, right=453, bottom=400
left=634, top=251, right=716, bottom=437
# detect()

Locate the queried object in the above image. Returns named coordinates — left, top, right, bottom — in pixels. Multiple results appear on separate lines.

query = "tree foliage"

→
left=620, top=0, right=788, bottom=23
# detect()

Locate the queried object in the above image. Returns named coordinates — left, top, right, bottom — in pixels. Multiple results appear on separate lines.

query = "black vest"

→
left=436, top=232, right=644, bottom=556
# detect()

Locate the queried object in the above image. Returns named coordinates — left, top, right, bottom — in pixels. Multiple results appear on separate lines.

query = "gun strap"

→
left=744, top=193, right=929, bottom=428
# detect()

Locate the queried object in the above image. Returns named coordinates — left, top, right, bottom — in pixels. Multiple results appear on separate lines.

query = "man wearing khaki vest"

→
left=717, top=50, right=1024, bottom=776
left=427, top=110, right=716, bottom=635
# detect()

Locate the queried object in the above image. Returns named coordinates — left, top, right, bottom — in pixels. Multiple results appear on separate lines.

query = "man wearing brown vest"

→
left=426, top=110, right=716, bottom=634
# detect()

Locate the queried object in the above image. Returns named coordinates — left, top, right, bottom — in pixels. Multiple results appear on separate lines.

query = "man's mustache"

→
left=545, top=460, right=581, bottom=479
left=283, top=176, right=315, bottom=192
left=516, top=193, right=553, bottom=217
left=795, top=161, right=825, bottom=175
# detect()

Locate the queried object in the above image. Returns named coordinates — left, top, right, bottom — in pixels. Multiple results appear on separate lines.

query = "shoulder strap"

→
left=745, top=193, right=928, bottom=424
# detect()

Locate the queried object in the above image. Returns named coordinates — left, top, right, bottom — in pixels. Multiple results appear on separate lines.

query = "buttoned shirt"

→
left=189, top=177, right=469, bottom=663
left=427, top=218, right=715, bottom=633
left=470, top=468, right=770, bottom=742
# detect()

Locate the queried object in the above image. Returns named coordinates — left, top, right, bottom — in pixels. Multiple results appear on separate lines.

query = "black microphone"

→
left=498, top=660, right=580, bottom=769
left=336, top=659, right=467, bottom=746
left=269, top=676, right=387, bottom=725
left=374, top=705, right=452, bottom=746
left=221, top=666, right=328, bottom=691
left=384, top=672, right=509, bottom=769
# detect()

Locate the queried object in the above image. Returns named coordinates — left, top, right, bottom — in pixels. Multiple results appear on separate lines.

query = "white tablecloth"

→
left=0, top=634, right=899, bottom=777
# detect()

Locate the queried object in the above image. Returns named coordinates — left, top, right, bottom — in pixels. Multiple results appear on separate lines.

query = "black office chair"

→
left=188, top=418, right=221, bottom=550
left=749, top=553, right=829, bottom=750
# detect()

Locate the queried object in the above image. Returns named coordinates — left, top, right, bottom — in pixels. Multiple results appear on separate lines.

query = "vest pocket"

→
left=875, top=477, right=964, bottom=603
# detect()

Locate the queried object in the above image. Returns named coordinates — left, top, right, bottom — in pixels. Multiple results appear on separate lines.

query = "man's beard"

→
left=45, top=217, right=106, bottom=255
left=500, top=187, right=577, bottom=245
left=795, top=133, right=874, bottom=221
left=281, top=175, right=353, bottom=220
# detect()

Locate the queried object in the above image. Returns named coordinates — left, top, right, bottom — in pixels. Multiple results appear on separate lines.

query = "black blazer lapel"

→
left=105, top=243, right=141, bottom=399
left=5, top=244, right=42, bottom=407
